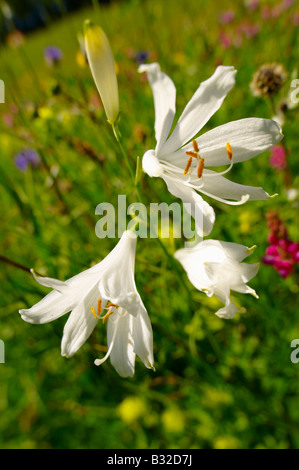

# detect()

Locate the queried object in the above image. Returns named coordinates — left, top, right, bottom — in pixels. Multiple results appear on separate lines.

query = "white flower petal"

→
left=238, top=262, right=260, bottom=284
left=20, top=265, right=104, bottom=324
left=107, top=312, right=135, bottom=378
left=98, top=231, right=140, bottom=316
left=216, top=301, right=238, bottom=319
left=163, top=174, right=215, bottom=236
left=175, top=239, right=259, bottom=320
left=30, top=269, right=69, bottom=292
left=200, top=170, right=271, bottom=202
left=61, top=285, right=101, bottom=358
left=132, top=304, right=154, bottom=370
left=233, top=283, right=259, bottom=298
left=160, top=66, right=236, bottom=156
left=117, top=292, right=146, bottom=318
left=174, top=245, right=213, bottom=291
left=210, top=240, right=255, bottom=262
left=142, top=149, right=164, bottom=177
left=19, top=290, right=76, bottom=324
left=138, top=63, right=176, bottom=153
left=171, top=118, right=283, bottom=167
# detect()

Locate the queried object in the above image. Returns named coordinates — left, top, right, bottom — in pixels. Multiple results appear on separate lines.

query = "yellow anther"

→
left=106, top=302, right=119, bottom=309
left=102, top=310, right=114, bottom=324
left=97, top=298, right=102, bottom=315
left=90, top=306, right=97, bottom=320
left=226, top=142, right=233, bottom=160
left=193, top=140, right=199, bottom=153
left=184, top=156, right=193, bottom=175
left=197, top=158, right=205, bottom=178
left=185, top=150, right=198, bottom=158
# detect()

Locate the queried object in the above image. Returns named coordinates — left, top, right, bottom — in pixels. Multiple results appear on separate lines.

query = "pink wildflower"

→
left=262, top=212, right=299, bottom=278
left=269, top=145, right=287, bottom=170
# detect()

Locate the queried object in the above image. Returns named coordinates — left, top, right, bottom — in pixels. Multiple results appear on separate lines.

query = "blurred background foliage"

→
left=1, top=0, right=299, bottom=449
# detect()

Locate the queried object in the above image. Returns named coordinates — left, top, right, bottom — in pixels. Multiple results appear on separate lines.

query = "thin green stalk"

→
left=18, top=46, right=44, bottom=103
left=112, top=123, right=136, bottom=182
left=268, top=95, right=277, bottom=118
left=111, top=122, right=193, bottom=298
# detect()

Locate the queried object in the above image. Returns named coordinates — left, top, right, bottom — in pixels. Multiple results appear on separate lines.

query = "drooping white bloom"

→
left=84, top=20, right=119, bottom=124
left=175, top=240, right=259, bottom=319
left=94, top=306, right=154, bottom=378
left=19, top=231, right=154, bottom=378
left=139, top=63, right=283, bottom=236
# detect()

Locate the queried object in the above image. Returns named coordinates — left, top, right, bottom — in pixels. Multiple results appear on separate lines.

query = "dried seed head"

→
left=250, top=63, right=287, bottom=98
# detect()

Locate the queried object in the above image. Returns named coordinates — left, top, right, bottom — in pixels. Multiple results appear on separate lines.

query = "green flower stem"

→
left=17, top=46, right=44, bottom=103
left=111, top=123, right=136, bottom=182
left=111, top=122, right=193, bottom=298
left=268, top=95, right=277, bottom=117
left=267, top=96, right=292, bottom=188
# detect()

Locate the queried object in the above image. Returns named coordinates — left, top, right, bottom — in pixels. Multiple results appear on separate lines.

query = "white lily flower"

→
left=175, top=240, right=259, bottom=319
left=139, top=63, right=283, bottom=236
left=19, top=231, right=154, bottom=378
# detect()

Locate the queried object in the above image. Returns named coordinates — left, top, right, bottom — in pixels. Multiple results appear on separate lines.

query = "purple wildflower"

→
left=44, top=46, right=63, bottom=66
left=14, top=148, right=40, bottom=172
left=14, top=153, right=29, bottom=172
left=135, top=51, right=149, bottom=64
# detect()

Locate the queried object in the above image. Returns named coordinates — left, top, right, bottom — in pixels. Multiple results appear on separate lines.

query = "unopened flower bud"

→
left=84, top=20, right=120, bottom=124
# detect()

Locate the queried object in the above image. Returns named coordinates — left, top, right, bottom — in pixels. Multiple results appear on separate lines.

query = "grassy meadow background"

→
left=1, top=0, right=299, bottom=449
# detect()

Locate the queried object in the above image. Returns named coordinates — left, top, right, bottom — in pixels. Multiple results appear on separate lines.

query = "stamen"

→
left=226, top=142, right=233, bottom=160
left=193, top=140, right=199, bottom=153
left=197, top=158, right=205, bottom=179
left=185, top=150, right=198, bottom=158
left=102, top=310, right=114, bottom=324
left=106, top=302, right=119, bottom=309
left=90, top=306, right=97, bottom=320
left=184, top=156, right=193, bottom=175
left=97, top=298, right=102, bottom=315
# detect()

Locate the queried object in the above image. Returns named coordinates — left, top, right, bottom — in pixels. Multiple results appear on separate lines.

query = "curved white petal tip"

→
left=240, top=194, right=250, bottom=204
left=138, top=62, right=160, bottom=74
left=94, top=358, right=103, bottom=366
